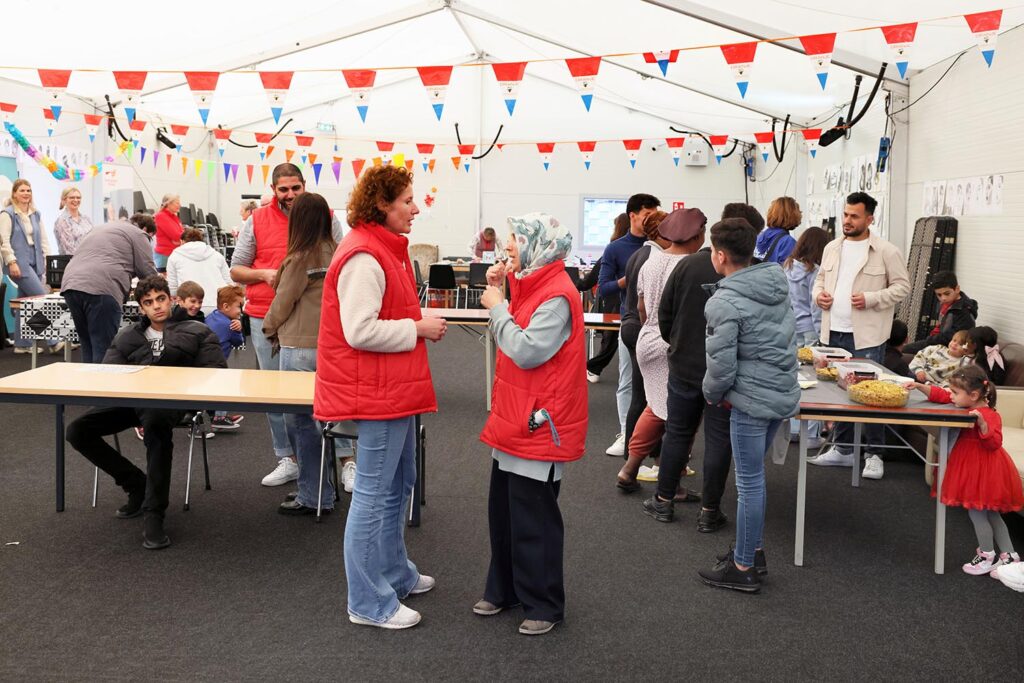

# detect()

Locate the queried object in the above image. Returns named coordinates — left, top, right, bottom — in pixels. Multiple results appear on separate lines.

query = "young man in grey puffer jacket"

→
left=698, top=218, right=800, bottom=594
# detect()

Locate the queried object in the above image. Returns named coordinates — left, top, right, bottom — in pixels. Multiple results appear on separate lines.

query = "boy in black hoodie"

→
left=902, top=271, right=977, bottom=354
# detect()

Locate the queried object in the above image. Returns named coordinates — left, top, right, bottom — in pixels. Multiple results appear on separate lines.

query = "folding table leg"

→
left=851, top=422, right=863, bottom=488
left=56, top=403, right=65, bottom=512
left=934, top=427, right=951, bottom=574
left=795, top=418, right=808, bottom=566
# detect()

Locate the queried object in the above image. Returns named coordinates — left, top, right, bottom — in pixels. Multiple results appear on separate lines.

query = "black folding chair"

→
left=426, top=264, right=460, bottom=308
left=466, top=263, right=489, bottom=308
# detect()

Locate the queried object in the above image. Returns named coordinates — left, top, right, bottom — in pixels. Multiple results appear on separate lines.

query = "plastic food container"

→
left=835, top=362, right=880, bottom=390
left=811, top=346, right=852, bottom=369
left=816, top=366, right=839, bottom=381
left=797, top=347, right=814, bottom=364
left=847, top=380, right=910, bottom=408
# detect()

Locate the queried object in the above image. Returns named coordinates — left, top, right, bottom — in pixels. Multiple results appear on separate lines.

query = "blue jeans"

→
left=828, top=331, right=886, bottom=456
left=63, top=290, right=122, bottom=362
left=615, top=336, right=632, bottom=434
left=345, top=416, right=420, bottom=623
left=248, top=316, right=292, bottom=459
left=731, top=408, right=782, bottom=568
left=278, top=347, right=335, bottom=509
left=154, top=252, right=168, bottom=271
left=790, top=329, right=822, bottom=440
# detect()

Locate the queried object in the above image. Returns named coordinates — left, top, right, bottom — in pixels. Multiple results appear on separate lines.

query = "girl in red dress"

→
left=913, top=365, right=1023, bottom=576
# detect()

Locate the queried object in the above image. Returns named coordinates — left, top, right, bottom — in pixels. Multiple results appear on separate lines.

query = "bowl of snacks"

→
left=835, top=362, right=879, bottom=390
left=848, top=380, right=910, bottom=408
left=810, top=346, right=852, bottom=369
left=797, top=347, right=814, bottom=364
left=816, top=366, right=839, bottom=382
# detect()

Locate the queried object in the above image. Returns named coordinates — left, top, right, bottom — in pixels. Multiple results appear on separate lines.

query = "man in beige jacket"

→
left=809, top=192, right=910, bottom=480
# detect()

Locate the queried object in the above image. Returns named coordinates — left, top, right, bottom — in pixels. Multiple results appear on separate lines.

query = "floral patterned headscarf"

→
left=507, top=212, right=573, bottom=279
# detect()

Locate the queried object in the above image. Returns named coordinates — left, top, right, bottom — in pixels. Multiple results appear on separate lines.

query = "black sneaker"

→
left=715, top=547, right=768, bottom=576
left=116, top=488, right=146, bottom=519
left=211, top=416, right=240, bottom=431
left=642, top=495, right=674, bottom=523
left=697, top=507, right=729, bottom=533
left=699, top=556, right=762, bottom=593
left=142, top=514, right=171, bottom=550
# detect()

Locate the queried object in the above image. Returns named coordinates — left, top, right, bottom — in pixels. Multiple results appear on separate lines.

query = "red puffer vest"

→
left=480, top=261, right=588, bottom=462
left=244, top=201, right=289, bottom=318
left=314, top=223, right=437, bottom=422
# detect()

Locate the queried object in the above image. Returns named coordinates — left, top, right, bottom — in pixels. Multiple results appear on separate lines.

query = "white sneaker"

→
left=807, top=447, right=854, bottom=468
left=13, top=346, right=32, bottom=354
left=862, top=454, right=884, bottom=480
left=605, top=433, right=625, bottom=457
left=349, top=603, right=421, bottom=630
left=341, top=460, right=357, bottom=493
left=409, top=574, right=435, bottom=595
left=996, top=561, right=1024, bottom=592
left=963, top=548, right=997, bottom=575
left=587, top=371, right=600, bottom=384
left=49, top=341, right=66, bottom=355
left=261, top=458, right=298, bottom=486
left=989, top=552, right=1021, bottom=579
left=636, top=465, right=659, bottom=482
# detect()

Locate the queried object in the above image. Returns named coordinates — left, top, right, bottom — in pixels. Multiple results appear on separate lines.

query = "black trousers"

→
left=67, top=406, right=185, bottom=517
left=586, top=330, right=618, bottom=376
left=656, top=375, right=733, bottom=510
left=484, top=460, right=564, bottom=622
left=63, top=290, right=123, bottom=364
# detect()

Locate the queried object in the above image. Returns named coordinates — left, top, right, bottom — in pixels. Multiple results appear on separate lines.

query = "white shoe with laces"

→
left=989, top=552, right=1021, bottom=579
left=587, top=371, right=600, bottom=384
left=636, top=465, right=659, bottom=482
left=862, top=454, right=884, bottom=480
left=807, top=447, right=854, bottom=467
left=605, top=433, right=625, bottom=457
left=261, top=458, right=298, bottom=487
left=996, top=561, right=1024, bottom=592
left=341, top=460, right=357, bottom=493
left=409, top=574, right=435, bottom=595
left=349, top=603, right=421, bottom=630
left=963, top=548, right=997, bottom=575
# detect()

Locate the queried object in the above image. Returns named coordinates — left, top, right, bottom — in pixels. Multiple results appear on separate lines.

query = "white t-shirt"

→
left=144, top=326, right=165, bottom=360
left=830, top=238, right=871, bottom=333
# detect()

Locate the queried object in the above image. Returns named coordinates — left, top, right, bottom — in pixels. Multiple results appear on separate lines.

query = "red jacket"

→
left=243, top=201, right=289, bottom=318
left=154, top=208, right=183, bottom=256
left=480, top=261, right=588, bottom=462
left=314, top=223, right=436, bottom=422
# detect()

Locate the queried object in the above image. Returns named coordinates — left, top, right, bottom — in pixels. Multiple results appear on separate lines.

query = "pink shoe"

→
left=988, top=551, right=1021, bottom=579
left=963, top=548, right=997, bottom=576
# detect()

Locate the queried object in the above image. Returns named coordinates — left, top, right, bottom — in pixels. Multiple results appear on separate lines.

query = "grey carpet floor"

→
left=0, top=330, right=1022, bottom=681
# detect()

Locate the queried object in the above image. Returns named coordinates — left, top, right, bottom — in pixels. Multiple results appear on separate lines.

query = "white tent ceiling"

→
left=1, top=0, right=1018, bottom=145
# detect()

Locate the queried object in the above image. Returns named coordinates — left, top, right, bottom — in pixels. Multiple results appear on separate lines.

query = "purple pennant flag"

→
left=312, top=163, right=323, bottom=185
left=331, top=161, right=341, bottom=183
left=153, top=151, right=159, bottom=168
left=223, top=162, right=231, bottom=182
left=231, top=164, right=238, bottom=182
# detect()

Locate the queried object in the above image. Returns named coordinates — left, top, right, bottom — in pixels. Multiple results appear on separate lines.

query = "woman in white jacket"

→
left=166, top=228, right=233, bottom=311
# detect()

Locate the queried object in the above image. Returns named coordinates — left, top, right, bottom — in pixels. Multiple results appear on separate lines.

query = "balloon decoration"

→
left=3, top=121, right=130, bottom=181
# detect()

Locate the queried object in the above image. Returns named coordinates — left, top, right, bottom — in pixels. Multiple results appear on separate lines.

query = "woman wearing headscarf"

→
left=474, top=213, right=587, bottom=637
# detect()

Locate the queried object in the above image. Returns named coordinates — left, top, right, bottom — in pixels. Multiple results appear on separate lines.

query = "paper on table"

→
left=77, top=365, right=146, bottom=374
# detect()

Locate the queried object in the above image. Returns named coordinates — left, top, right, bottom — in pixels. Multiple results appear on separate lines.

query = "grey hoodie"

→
left=703, top=262, right=800, bottom=420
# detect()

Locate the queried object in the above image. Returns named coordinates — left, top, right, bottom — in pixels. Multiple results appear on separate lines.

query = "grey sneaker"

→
left=519, top=619, right=558, bottom=635
left=473, top=599, right=515, bottom=616
left=642, top=495, right=674, bottom=523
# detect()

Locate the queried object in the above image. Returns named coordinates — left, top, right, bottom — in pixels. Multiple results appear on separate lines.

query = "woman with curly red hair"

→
left=314, top=165, right=446, bottom=630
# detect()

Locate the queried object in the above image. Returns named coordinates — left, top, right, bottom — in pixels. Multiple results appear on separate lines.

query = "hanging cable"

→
left=225, top=119, right=294, bottom=149
left=455, top=123, right=504, bottom=159
left=668, top=127, right=742, bottom=158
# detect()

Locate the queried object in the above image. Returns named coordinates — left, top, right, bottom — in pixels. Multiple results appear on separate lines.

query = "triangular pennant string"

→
left=577, top=141, right=596, bottom=170
left=880, top=23, right=918, bottom=79
left=642, top=50, right=680, bottom=76
left=261, top=165, right=270, bottom=185
left=565, top=57, right=601, bottom=111
left=170, top=124, right=189, bottom=152
left=798, top=33, right=836, bottom=90
left=800, top=128, right=822, bottom=158
left=351, top=158, right=366, bottom=178
left=622, top=139, right=642, bottom=169
left=183, top=71, right=220, bottom=125
left=491, top=62, right=527, bottom=115
left=213, top=128, right=232, bottom=158
left=753, top=131, right=775, bottom=162
left=665, top=137, right=685, bottom=167
left=536, top=142, right=555, bottom=171
left=720, top=42, right=758, bottom=98
left=259, top=71, right=294, bottom=125
left=417, top=66, right=454, bottom=120
left=246, top=164, right=254, bottom=183
left=112, top=71, right=147, bottom=122
left=37, top=69, right=71, bottom=121
left=342, top=69, right=376, bottom=122
left=709, top=135, right=730, bottom=164
left=964, top=10, right=1002, bottom=67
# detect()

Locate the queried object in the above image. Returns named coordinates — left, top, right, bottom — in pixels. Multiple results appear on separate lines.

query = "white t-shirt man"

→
left=829, top=239, right=870, bottom=333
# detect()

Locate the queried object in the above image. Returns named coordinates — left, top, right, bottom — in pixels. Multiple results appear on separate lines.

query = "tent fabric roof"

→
left=1, top=0, right=1016, bottom=143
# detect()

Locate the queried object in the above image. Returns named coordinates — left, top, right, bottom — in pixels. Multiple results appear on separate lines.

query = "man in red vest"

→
left=230, top=163, right=344, bottom=486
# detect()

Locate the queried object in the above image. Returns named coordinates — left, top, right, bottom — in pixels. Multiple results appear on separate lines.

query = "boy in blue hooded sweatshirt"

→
left=699, top=218, right=800, bottom=594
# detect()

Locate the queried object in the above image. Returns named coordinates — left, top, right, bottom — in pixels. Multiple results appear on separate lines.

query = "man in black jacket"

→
left=66, top=276, right=227, bottom=550
left=643, top=232, right=733, bottom=532
left=902, top=271, right=978, bottom=354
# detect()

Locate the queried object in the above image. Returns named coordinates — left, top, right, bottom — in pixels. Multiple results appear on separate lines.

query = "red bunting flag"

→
left=416, top=143, right=435, bottom=172
left=417, top=66, right=454, bottom=120
left=753, top=131, right=775, bottom=162
left=457, top=144, right=474, bottom=173
left=577, top=140, right=597, bottom=169
left=254, top=132, right=273, bottom=160
left=798, top=33, right=836, bottom=90
left=170, top=124, right=189, bottom=152
left=128, top=118, right=147, bottom=148
left=342, top=69, right=376, bottom=122
left=42, top=108, right=57, bottom=136
left=964, top=10, right=1002, bottom=67
left=259, top=71, right=293, bottom=125
left=492, top=62, right=527, bottom=115
left=351, top=158, right=366, bottom=178
left=376, top=141, right=395, bottom=165
left=880, top=23, right=917, bottom=79
left=295, top=135, right=314, bottom=148
left=213, top=128, right=232, bottom=158
left=800, top=128, right=822, bottom=158
left=536, top=142, right=555, bottom=171
left=665, top=137, right=685, bottom=166
left=246, top=164, right=254, bottom=184
left=38, top=69, right=71, bottom=121
left=720, top=42, right=757, bottom=98
left=643, top=50, right=680, bottom=76
left=112, top=71, right=147, bottom=122
left=709, top=135, right=730, bottom=164
left=166, top=154, right=173, bottom=171
left=183, top=71, right=220, bottom=125
left=83, top=113, right=103, bottom=142
left=565, top=57, right=601, bottom=111
left=0, top=102, right=16, bottom=123
left=622, top=139, right=643, bottom=169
